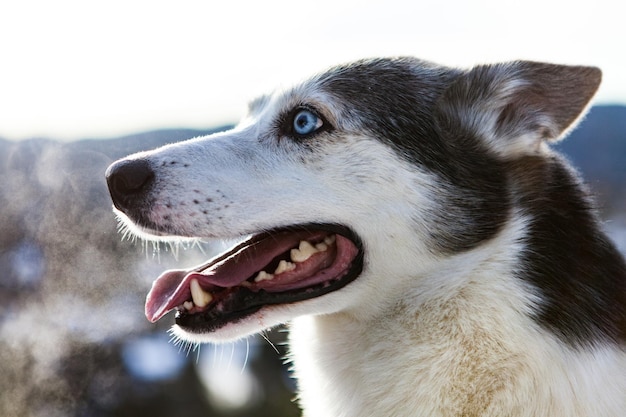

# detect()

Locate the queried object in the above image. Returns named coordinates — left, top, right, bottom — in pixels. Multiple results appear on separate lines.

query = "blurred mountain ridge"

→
left=555, top=105, right=626, bottom=206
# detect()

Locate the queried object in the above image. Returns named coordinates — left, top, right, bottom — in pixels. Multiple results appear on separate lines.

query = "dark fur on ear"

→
left=436, top=61, right=602, bottom=157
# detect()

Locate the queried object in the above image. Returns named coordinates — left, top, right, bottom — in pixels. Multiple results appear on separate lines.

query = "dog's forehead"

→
left=244, top=80, right=342, bottom=128
left=246, top=57, right=451, bottom=126
left=315, top=57, right=446, bottom=91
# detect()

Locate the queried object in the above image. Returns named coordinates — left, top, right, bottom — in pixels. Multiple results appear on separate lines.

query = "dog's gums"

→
left=144, top=225, right=363, bottom=332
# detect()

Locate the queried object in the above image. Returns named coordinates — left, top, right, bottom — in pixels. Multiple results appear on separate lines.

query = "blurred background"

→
left=1, top=1, right=624, bottom=416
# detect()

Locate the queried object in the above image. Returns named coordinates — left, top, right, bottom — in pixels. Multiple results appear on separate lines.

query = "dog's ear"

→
left=436, top=61, right=602, bottom=157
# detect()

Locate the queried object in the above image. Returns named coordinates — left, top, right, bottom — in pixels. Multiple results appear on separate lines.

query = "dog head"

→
left=106, top=57, right=600, bottom=342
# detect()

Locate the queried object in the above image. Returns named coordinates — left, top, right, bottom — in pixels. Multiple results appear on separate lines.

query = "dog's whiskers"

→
left=168, top=328, right=200, bottom=357
left=260, top=331, right=280, bottom=355
left=116, top=217, right=209, bottom=262
left=241, top=338, right=250, bottom=374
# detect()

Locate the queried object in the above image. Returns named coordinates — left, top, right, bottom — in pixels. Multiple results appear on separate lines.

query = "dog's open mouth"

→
left=145, top=224, right=363, bottom=333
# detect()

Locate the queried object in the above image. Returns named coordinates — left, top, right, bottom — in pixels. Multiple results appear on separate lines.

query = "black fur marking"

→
left=512, top=154, right=626, bottom=347
left=318, top=57, right=510, bottom=253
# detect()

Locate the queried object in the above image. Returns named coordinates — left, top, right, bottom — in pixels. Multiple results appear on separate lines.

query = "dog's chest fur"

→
left=290, top=257, right=626, bottom=416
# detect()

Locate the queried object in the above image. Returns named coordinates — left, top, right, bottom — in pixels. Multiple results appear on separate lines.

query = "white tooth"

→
left=275, top=260, right=296, bottom=275
left=315, top=242, right=328, bottom=252
left=190, top=278, right=213, bottom=307
left=183, top=301, right=194, bottom=311
left=254, top=270, right=274, bottom=282
left=324, top=235, right=336, bottom=246
left=290, top=240, right=318, bottom=263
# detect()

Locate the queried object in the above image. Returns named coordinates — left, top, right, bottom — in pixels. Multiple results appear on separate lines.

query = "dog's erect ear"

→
left=436, top=61, right=602, bottom=157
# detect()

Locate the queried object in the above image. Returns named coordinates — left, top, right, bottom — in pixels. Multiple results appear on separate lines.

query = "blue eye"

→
left=293, top=109, right=323, bottom=136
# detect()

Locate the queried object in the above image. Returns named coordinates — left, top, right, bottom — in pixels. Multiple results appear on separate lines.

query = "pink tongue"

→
left=145, top=231, right=325, bottom=322
left=145, top=269, right=190, bottom=323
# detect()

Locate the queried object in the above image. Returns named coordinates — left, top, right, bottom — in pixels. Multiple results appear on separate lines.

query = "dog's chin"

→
left=169, top=299, right=329, bottom=343
left=140, top=223, right=364, bottom=341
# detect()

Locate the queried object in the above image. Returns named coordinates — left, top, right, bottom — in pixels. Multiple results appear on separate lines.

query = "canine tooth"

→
left=324, top=235, right=336, bottom=246
left=190, top=278, right=213, bottom=307
left=275, top=260, right=296, bottom=275
left=254, top=270, right=275, bottom=282
left=183, top=301, right=194, bottom=310
left=290, top=240, right=318, bottom=263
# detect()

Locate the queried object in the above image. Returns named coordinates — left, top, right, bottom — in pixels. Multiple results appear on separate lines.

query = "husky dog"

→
left=106, top=57, right=626, bottom=416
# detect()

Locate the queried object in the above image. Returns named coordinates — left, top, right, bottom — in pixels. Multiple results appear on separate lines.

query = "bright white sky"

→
left=0, top=0, right=624, bottom=141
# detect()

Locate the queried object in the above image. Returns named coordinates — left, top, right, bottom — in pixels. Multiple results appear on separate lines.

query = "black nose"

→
left=105, top=158, right=154, bottom=213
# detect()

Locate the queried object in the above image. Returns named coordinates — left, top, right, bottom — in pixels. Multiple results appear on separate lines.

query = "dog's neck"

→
left=289, top=218, right=530, bottom=415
